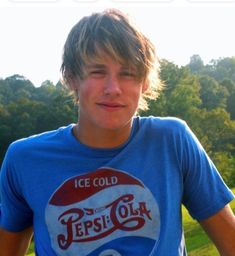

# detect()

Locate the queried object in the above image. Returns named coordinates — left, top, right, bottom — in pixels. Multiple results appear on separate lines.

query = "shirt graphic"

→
left=45, top=167, right=160, bottom=255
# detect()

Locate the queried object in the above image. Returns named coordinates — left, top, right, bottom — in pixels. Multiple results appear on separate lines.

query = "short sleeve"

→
left=181, top=123, right=234, bottom=221
left=0, top=144, right=33, bottom=232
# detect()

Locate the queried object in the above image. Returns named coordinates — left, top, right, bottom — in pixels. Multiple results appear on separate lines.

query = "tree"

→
left=1, top=55, right=235, bottom=185
left=0, top=75, right=77, bottom=165
left=166, top=76, right=201, bottom=120
left=159, top=59, right=189, bottom=95
left=220, top=79, right=235, bottom=119
left=204, top=57, right=235, bottom=83
left=188, top=54, right=204, bottom=74
left=195, top=108, right=235, bottom=154
left=199, top=76, right=228, bottom=110
left=213, top=152, right=235, bottom=187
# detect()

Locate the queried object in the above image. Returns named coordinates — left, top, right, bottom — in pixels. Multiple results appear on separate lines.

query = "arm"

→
left=199, top=204, right=235, bottom=256
left=0, top=226, right=33, bottom=256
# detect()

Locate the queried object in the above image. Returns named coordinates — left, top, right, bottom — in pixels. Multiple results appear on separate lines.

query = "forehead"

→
left=84, top=54, right=136, bottom=70
left=85, top=62, right=136, bottom=70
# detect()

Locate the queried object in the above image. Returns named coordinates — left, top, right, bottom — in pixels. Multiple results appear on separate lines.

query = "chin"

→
left=98, top=119, right=132, bottom=131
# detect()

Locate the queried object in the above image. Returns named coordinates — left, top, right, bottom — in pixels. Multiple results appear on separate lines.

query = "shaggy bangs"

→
left=78, top=12, right=148, bottom=82
left=61, top=9, right=162, bottom=110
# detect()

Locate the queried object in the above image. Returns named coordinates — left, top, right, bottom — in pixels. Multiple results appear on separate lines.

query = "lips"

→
left=96, top=102, right=125, bottom=111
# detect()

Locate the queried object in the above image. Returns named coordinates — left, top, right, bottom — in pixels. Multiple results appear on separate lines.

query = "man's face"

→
left=74, top=56, right=146, bottom=134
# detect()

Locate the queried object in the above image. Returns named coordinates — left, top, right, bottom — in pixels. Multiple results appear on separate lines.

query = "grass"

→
left=26, top=243, right=35, bottom=255
left=26, top=188, right=235, bottom=255
left=183, top=206, right=218, bottom=255
left=185, top=188, right=235, bottom=255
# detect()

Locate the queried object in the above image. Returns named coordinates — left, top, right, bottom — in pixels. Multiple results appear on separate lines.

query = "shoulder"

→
left=137, top=116, right=187, bottom=135
left=6, top=124, right=74, bottom=158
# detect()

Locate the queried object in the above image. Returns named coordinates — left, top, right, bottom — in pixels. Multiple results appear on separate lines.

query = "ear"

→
left=68, top=78, right=80, bottom=102
left=69, top=77, right=80, bottom=92
left=142, top=83, right=148, bottom=93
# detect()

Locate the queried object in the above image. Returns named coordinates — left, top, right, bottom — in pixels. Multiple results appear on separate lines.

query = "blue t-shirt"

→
left=0, top=117, right=234, bottom=255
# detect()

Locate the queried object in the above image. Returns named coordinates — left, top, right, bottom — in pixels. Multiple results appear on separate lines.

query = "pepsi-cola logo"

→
left=45, top=168, right=160, bottom=256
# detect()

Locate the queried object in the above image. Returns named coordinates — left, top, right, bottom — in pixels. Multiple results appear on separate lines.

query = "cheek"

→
left=79, top=80, right=103, bottom=96
left=130, top=87, right=142, bottom=99
left=126, top=89, right=143, bottom=108
left=78, top=86, right=92, bottom=108
left=78, top=83, right=93, bottom=99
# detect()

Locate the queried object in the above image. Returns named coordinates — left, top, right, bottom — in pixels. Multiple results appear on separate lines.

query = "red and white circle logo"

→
left=45, top=167, right=160, bottom=255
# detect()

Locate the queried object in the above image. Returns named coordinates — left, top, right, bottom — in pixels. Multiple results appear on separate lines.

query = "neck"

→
left=72, top=121, right=133, bottom=148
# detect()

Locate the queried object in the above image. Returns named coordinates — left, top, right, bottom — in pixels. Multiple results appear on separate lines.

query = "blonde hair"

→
left=61, top=9, right=162, bottom=110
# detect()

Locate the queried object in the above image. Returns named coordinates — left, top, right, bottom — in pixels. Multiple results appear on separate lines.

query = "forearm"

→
left=0, top=226, right=33, bottom=256
left=199, top=204, right=235, bottom=256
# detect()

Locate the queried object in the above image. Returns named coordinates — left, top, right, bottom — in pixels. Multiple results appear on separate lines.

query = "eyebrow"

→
left=86, top=64, right=136, bottom=71
left=86, top=64, right=106, bottom=69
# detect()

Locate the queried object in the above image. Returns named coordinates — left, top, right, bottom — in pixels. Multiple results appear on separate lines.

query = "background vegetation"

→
left=1, top=55, right=235, bottom=187
left=1, top=55, right=235, bottom=255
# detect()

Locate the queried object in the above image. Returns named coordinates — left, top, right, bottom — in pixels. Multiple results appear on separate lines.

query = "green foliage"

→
left=1, top=56, right=235, bottom=187
left=0, top=77, right=77, bottom=163
left=213, top=152, right=235, bottom=187
left=188, top=54, right=204, bottom=74
left=0, top=56, right=234, bottom=256
left=198, top=76, right=228, bottom=110
left=142, top=56, right=235, bottom=187
left=207, top=57, right=235, bottom=82
left=165, top=76, right=201, bottom=120
left=220, top=78, right=235, bottom=119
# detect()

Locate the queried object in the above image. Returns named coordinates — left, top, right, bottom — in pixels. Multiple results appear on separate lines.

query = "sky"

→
left=0, top=0, right=235, bottom=86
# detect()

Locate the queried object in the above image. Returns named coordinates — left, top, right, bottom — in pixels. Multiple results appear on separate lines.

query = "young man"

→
left=0, top=9, right=235, bottom=256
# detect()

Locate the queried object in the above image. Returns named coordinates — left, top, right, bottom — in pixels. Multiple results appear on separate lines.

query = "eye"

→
left=89, top=69, right=106, bottom=78
left=120, top=71, right=137, bottom=79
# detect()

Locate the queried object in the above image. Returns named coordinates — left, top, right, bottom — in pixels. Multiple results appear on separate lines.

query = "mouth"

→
left=96, top=102, right=125, bottom=111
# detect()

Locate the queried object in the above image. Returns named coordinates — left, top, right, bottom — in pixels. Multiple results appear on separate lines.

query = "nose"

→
left=103, top=74, right=122, bottom=96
